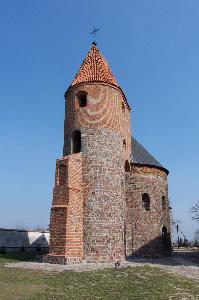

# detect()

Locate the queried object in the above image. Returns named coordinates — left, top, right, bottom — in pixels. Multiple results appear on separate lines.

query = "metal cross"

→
left=90, top=27, right=99, bottom=45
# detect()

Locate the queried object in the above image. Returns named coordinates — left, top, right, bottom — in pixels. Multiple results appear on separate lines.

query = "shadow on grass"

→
left=0, top=252, right=43, bottom=264
left=127, top=250, right=199, bottom=267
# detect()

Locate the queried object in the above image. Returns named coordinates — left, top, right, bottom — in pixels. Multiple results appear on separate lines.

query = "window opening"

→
left=77, top=91, right=87, bottom=107
left=142, top=193, right=150, bottom=211
left=162, top=196, right=166, bottom=211
left=125, top=160, right=130, bottom=172
left=72, top=130, right=81, bottom=153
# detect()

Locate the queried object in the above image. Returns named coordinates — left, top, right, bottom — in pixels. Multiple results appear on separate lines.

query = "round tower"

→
left=63, top=43, right=131, bottom=262
left=45, top=42, right=172, bottom=264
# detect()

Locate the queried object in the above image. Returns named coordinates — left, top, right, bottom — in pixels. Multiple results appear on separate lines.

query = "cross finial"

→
left=90, top=27, right=99, bottom=45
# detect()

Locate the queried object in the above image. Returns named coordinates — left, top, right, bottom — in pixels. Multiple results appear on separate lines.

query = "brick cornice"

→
left=131, top=162, right=169, bottom=175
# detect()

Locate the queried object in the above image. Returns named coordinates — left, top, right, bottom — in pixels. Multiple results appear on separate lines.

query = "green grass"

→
left=0, top=252, right=39, bottom=264
left=0, top=253, right=199, bottom=299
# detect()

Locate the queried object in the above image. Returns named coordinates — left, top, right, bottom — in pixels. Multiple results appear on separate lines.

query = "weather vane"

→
left=90, top=27, right=99, bottom=45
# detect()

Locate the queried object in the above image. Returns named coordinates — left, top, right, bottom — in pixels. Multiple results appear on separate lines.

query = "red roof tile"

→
left=71, top=44, right=118, bottom=87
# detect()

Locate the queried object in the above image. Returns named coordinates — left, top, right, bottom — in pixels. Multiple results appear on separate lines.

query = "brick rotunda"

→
left=44, top=42, right=172, bottom=264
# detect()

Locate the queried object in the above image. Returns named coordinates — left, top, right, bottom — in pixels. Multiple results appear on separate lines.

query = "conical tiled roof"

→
left=71, top=43, right=118, bottom=86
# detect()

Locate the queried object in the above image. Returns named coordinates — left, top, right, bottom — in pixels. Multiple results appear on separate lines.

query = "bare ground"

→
left=5, top=250, right=199, bottom=280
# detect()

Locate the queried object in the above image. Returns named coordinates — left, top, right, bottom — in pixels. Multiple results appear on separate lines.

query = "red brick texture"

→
left=71, top=44, right=118, bottom=87
left=46, top=81, right=132, bottom=263
left=45, top=154, right=84, bottom=263
left=45, top=44, right=171, bottom=264
left=64, top=83, right=131, bottom=162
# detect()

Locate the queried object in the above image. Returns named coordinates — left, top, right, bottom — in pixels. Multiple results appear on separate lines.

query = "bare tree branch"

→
left=191, top=200, right=199, bottom=222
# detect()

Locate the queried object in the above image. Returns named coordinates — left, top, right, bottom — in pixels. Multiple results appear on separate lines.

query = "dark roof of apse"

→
left=131, top=137, right=169, bottom=174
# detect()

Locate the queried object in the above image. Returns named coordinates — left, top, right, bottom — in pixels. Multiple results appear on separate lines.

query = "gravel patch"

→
left=4, top=256, right=199, bottom=280
left=5, top=261, right=128, bottom=273
left=153, top=263, right=199, bottom=280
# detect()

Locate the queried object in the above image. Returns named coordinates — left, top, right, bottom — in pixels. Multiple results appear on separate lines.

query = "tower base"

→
left=43, top=254, right=83, bottom=265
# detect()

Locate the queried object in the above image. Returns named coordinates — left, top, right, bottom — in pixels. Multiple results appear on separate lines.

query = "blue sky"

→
left=0, top=0, right=199, bottom=239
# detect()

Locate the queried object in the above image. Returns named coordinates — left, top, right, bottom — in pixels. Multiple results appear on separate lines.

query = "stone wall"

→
left=82, top=128, right=125, bottom=262
left=125, top=164, right=171, bottom=257
left=47, top=77, right=171, bottom=263
left=47, top=82, right=132, bottom=263
left=64, top=82, right=131, bottom=262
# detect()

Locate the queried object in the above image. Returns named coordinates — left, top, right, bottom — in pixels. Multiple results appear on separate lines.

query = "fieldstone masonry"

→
left=82, top=128, right=126, bottom=262
left=44, top=43, right=171, bottom=264
left=125, top=165, right=171, bottom=257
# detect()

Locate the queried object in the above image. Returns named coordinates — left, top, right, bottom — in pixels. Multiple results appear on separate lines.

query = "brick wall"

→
left=46, top=79, right=171, bottom=263
left=61, top=82, right=131, bottom=262
left=63, top=82, right=131, bottom=162
left=48, top=153, right=83, bottom=260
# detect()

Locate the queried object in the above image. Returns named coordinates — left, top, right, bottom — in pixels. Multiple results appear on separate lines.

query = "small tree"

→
left=191, top=200, right=199, bottom=222
left=193, top=230, right=199, bottom=247
left=194, top=229, right=199, bottom=241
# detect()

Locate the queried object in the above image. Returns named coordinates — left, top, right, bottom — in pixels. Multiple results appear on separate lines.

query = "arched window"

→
left=125, top=160, right=130, bottom=172
left=162, top=226, right=171, bottom=256
left=58, top=164, right=66, bottom=186
left=77, top=91, right=87, bottom=107
left=142, top=193, right=150, bottom=211
left=162, top=226, right=167, bottom=236
left=123, top=139, right=126, bottom=150
left=162, top=196, right=166, bottom=211
left=72, top=130, right=81, bottom=153
left=122, top=103, right=125, bottom=115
